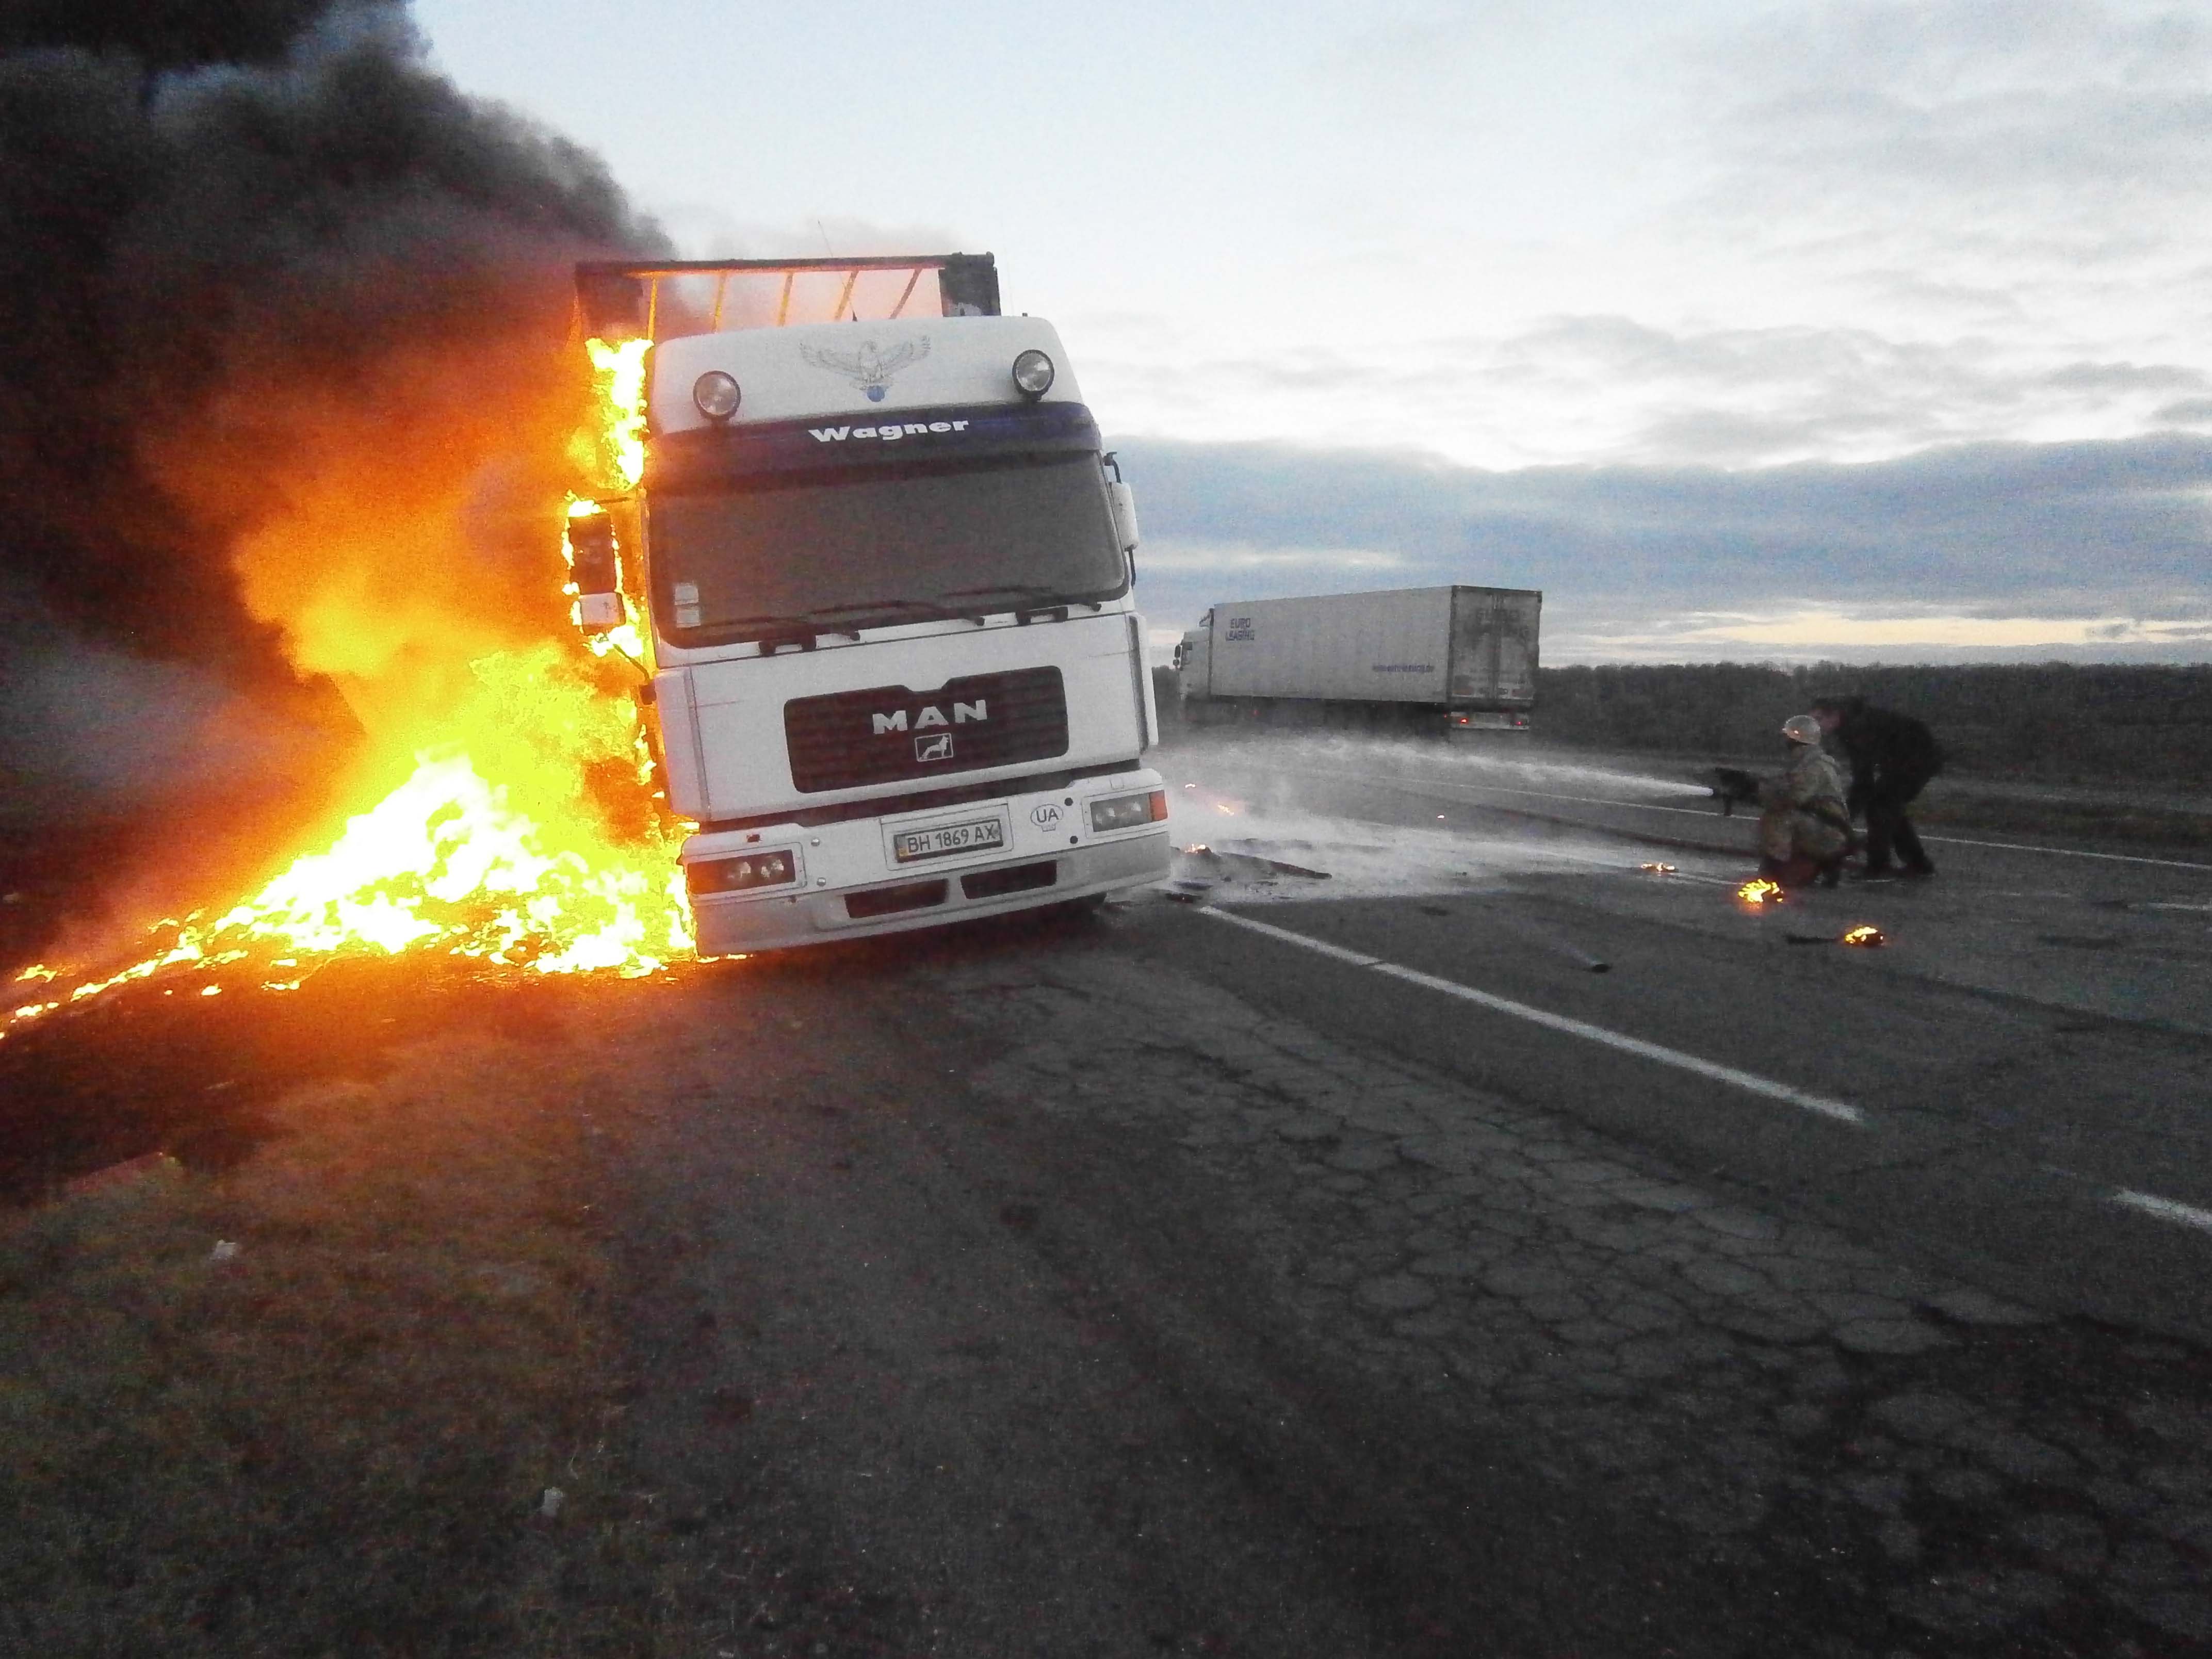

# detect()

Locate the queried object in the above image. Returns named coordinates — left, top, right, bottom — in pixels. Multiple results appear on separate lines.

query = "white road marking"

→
left=2111, top=1189, right=2212, bottom=1233
left=1201, top=907, right=1868, bottom=1127
left=1916, top=835, right=2212, bottom=872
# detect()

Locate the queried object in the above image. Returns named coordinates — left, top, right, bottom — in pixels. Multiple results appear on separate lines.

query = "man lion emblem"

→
left=798, top=336, right=930, bottom=402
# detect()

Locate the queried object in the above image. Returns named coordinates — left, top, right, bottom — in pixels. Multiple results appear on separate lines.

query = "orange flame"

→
left=1736, top=878, right=1785, bottom=905
left=5, top=326, right=696, bottom=1045
left=1841, top=924, right=1886, bottom=947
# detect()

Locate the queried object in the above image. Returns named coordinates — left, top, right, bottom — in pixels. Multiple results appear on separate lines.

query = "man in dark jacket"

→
left=1811, top=695, right=1941, bottom=879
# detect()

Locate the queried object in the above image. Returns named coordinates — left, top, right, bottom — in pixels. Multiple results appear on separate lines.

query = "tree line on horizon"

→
left=1533, top=662, right=2212, bottom=786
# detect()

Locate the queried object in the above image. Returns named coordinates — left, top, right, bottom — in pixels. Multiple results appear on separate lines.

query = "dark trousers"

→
left=1864, top=780, right=1933, bottom=873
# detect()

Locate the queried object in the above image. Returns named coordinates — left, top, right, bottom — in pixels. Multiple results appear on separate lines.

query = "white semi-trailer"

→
left=1174, top=585, right=1541, bottom=734
left=569, top=254, right=1170, bottom=954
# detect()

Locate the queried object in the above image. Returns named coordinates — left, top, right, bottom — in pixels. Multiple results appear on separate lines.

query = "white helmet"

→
left=1782, top=714, right=1823, bottom=745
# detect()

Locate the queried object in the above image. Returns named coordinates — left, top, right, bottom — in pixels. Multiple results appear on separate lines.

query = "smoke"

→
left=0, top=0, right=662, bottom=775
left=0, top=1, right=668, bottom=965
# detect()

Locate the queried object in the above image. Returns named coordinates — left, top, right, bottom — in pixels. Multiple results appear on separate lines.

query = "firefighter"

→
left=1757, top=714, right=1852, bottom=887
left=1811, top=695, right=1941, bottom=880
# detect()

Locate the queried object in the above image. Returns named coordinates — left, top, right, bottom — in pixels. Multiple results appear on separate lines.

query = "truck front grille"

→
left=959, top=860, right=1058, bottom=900
left=844, top=879, right=948, bottom=920
left=785, top=667, right=1068, bottom=793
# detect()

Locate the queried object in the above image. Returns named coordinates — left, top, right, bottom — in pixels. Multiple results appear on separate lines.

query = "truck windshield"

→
left=648, top=453, right=1125, bottom=640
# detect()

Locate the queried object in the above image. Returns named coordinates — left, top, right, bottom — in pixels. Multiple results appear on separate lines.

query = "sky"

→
left=412, top=0, right=2212, bottom=663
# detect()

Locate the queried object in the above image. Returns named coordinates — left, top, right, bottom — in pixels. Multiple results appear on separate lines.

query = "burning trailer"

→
left=563, top=255, right=1171, bottom=955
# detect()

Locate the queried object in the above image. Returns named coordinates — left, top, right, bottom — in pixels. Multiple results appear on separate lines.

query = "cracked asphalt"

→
left=576, top=738, right=2212, bottom=1655
left=954, top=937, right=2212, bottom=1651
left=599, top=855, right=2211, bottom=1655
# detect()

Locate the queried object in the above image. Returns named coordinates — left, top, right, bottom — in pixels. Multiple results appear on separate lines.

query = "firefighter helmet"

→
left=1782, top=714, right=1823, bottom=745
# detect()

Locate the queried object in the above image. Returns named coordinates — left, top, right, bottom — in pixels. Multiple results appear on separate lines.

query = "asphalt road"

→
left=583, top=737, right=2211, bottom=1655
left=18, top=733, right=2208, bottom=1655
left=1155, top=741, right=2212, bottom=1346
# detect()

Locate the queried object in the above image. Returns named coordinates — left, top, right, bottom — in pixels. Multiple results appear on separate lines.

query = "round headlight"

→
left=693, top=370, right=741, bottom=421
left=1011, top=349, right=1055, bottom=398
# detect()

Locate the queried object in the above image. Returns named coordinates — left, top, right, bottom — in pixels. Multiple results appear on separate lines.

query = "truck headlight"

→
left=685, top=849, right=795, bottom=895
left=1088, top=790, right=1166, bottom=832
left=1011, top=349, right=1055, bottom=399
left=693, top=371, right=742, bottom=421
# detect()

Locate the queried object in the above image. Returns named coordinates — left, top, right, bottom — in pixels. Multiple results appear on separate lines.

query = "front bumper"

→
left=682, top=767, right=1171, bottom=954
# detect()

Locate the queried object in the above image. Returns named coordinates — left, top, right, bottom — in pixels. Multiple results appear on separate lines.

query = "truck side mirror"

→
left=567, top=511, right=625, bottom=632
left=1109, top=480, right=1141, bottom=556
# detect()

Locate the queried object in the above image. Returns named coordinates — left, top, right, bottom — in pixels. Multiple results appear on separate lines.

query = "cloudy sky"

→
left=414, top=0, right=2212, bottom=662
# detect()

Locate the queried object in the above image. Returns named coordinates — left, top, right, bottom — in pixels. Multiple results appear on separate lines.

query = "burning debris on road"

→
left=1785, top=923, right=1889, bottom=947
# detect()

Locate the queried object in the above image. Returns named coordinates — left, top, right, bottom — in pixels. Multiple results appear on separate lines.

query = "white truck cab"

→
left=570, top=255, right=1169, bottom=953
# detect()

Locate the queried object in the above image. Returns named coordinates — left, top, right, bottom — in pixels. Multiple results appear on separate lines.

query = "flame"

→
left=1736, top=878, right=1785, bottom=905
left=1841, top=924, right=1886, bottom=947
left=581, top=337, right=650, bottom=492
left=5, top=329, right=697, bottom=1046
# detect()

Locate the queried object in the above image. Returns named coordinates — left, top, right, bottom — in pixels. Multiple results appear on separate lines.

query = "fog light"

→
left=685, top=849, right=795, bottom=895
left=1088, top=789, right=1167, bottom=832
left=1011, top=349, right=1055, bottom=398
left=693, top=370, right=741, bottom=421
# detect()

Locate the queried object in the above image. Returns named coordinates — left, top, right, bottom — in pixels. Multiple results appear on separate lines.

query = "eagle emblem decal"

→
left=798, top=336, right=930, bottom=402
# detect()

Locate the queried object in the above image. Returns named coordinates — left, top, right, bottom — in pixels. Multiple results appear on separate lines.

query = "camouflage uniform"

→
left=1757, top=743, right=1850, bottom=866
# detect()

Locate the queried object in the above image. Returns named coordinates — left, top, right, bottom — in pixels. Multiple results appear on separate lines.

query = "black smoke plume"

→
left=0, top=0, right=664, bottom=958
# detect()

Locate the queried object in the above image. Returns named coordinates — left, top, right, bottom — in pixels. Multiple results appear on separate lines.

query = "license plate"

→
left=891, top=815, right=1006, bottom=863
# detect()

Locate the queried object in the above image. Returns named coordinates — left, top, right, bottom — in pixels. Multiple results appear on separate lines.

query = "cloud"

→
left=1084, top=306, right=2212, bottom=471
left=1696, top=1, right=2212, bottom=244
left=1116, top=428, right=2212, bottom=661
left=2044, top=361, right=2207, bottom=394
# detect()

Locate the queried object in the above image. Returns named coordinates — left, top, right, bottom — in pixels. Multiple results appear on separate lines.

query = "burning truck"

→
left=565, top=254, right=1172, bottom=954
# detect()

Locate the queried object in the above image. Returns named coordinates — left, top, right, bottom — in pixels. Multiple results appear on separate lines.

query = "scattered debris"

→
left=1639, top=862, right=1678, bottom=875
left=1786, top=925, right=1890, bottom=948
left=539, top=1487, right=565, bottom=1519
left=208, top=1240, right=242, bottom=1264
left=1167, top=841, right=1335, bottom=899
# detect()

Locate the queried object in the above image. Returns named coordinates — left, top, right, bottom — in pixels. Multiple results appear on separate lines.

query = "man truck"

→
left=1173, top=585, right=1541, bottom=735
left=568, top=253, right=1170, bottom=954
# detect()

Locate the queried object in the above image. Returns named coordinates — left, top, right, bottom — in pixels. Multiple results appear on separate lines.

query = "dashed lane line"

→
left=2111, top=1188, right=2212, bottom=1234
left=1200, top=906, right=1869, bottom=1128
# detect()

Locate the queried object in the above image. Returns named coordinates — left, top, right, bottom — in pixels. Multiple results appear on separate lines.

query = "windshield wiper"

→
left=723, top=598, right=973, bottom=650
left=788, top=599, right=963, bottom=623
left=939, top=584, right=1105, bottom=612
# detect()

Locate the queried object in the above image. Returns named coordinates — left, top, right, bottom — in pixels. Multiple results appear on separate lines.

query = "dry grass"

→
left=0, top=1010, right=690, bottom=1657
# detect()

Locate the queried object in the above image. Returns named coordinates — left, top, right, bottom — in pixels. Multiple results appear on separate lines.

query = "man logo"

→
left=914, top=733, right=955, bottom=763
left=872, top=699, right=987, bottom=736
left=1030, top=803, right=1062, bottom=828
